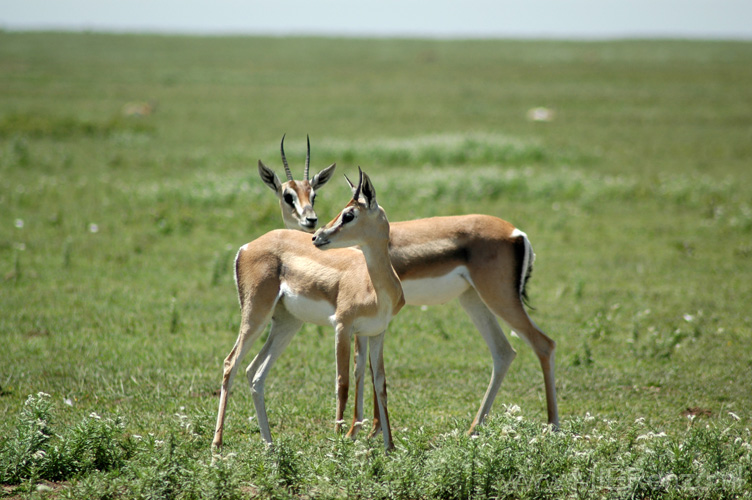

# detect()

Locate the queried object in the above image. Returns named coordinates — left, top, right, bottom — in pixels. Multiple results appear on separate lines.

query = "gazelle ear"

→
left=359, top=168, right=378, bottom=210
left=258, top=160, right=282, bottom=193
left=311, top=163, right=336, bottom=189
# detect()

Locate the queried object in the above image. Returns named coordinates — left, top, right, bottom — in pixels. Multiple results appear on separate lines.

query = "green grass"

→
left=1, top=32, right=751, bottom=498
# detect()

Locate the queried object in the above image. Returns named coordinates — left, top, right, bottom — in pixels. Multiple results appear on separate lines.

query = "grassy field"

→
left=1, top=32, right=751, bottom=498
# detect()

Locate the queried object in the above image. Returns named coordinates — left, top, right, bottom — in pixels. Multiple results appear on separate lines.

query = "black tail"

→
left=514, top=232, right=535, bottom=310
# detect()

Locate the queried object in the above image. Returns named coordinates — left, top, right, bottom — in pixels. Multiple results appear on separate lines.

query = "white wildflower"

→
left=661, top=474, right=678, bottom=488
left=14, top=219, right=24, bottom=229
left=89, top=412, right=101, bottom=420
left=505, top=404, right=521, bottom=416
left=89, top=223, right=99, bottom=233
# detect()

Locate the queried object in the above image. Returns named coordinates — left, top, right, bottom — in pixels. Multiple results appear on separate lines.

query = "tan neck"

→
left=359, top=235, right=404, bottom=314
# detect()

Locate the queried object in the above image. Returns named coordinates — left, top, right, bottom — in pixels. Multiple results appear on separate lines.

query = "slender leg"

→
left=459, top=288, right=517, bottom=434
left=347, top=334, right=368, bottom=438
left=213, top=307, right=274, bottom=450
left=368, top=332, right=393, bottom=451
left=334, top=323, right=352, bottom=433
left=475, top=288, right=559, bottom=429
left=245, top=306, right=303, bottom=446
left=367, top=363, right=382, bottom=439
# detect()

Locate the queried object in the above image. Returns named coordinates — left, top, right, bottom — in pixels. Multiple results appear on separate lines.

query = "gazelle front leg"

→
left=334, top=323, right=352, bottom=433
left=346, top=335, right=369, bottom=439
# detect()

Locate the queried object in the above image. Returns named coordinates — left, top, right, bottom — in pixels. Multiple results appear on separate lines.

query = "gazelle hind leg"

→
left=486, top=294, right=559, bottom=429
left=367, top=364, right=382, bottom=439
left=509, top=314, right=558, bottom=428
left=246, top=306, right=303, bottom=446
left=212, top=307, right=274, bottom=450
left=458, top=288, right=517, bottom=434
left=368, top=332, right=393, bottom=451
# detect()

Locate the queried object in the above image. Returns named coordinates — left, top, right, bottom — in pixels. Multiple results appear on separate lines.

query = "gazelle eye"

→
left=341, top=211, right=355, bottom=224
left=283, top=192, right=294, bottom=205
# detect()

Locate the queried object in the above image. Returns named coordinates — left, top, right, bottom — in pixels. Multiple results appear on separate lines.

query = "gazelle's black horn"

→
left=304, top=135, right=311, bottom=181
left=353, top=167, right=363, bottom=202
left=280, top=134, right=293, bottom=182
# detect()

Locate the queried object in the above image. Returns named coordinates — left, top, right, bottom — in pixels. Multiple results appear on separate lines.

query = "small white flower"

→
left=661, top=474, right=678, bottom=488
left=14, top=219, right=24, bottom=229
left=683, top=314, right=695, bottom=322
left=89, top=223, right=99, bottom=233
left=63, top=398, right=73, bottom=406
left=506, top=404, right=521, bottom=415
left=89, top=412, right=101, bottom=420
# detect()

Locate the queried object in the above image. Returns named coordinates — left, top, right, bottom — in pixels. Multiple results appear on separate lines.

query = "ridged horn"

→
left=304, top=135, right=311, bottom=181
left=352, top=166, right=363, bottom=202
left=280, top=134, right=293, bottom=182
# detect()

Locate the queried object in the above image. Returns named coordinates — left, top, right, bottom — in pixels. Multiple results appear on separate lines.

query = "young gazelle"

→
left=258, top=135, right=336, bottom=232
left=213, top=169, right=404, bottom=451
left=260, top=147, right=559, bottom=439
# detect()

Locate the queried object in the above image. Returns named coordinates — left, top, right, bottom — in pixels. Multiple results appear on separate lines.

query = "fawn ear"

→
left=311, top=163, right=336, bottom=189
left=258, top=160, right=282, bottom=193
left=357, top=168, right=377, bottom=210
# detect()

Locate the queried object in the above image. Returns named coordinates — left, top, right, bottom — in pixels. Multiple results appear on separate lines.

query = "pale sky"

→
left=1, top=0, right=751, bottom=39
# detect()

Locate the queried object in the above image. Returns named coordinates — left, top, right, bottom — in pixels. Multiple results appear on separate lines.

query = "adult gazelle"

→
left=258, top=137, right=559, bottom=439
left=213, top=169, right=404, bottom=451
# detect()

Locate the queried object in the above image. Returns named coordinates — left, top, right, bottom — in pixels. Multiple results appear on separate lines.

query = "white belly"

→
left=279, top=282, right=335, bottom=326
left=401, top=266, right=472, bottom=306
left=352, top=312, right=393, bottom=337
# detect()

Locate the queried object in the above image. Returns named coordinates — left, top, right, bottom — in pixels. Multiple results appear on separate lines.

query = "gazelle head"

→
left=312, top=168, right=388, bottom=250
left=258, top=135, right=336, bottom=233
